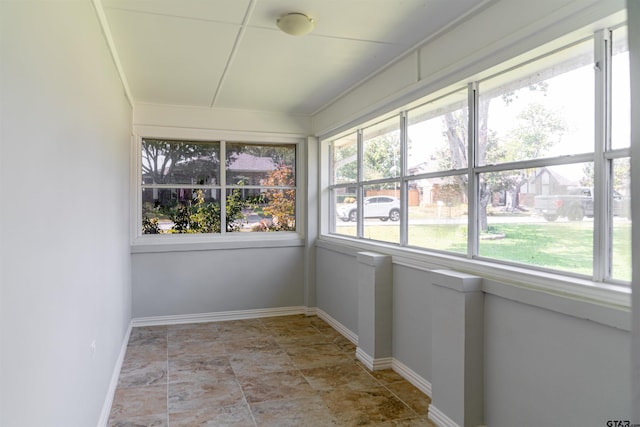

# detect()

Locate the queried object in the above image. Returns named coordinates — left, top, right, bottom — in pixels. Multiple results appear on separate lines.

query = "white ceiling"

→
left=100, top=0, right=487, bottom=116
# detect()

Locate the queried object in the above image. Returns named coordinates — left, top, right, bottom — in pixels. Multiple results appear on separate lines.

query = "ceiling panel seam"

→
left=92, top=0, right=133, bottom=107
left=209, top=0, right=256, bottom=108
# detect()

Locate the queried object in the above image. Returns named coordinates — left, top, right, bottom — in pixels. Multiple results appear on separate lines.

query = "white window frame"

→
left=131, top=126, right=305, bottom=253
left=322, top=24, right=631, bottom=286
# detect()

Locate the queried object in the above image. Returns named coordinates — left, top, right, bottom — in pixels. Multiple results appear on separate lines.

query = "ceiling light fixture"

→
left=276, top=12, right=315, bottom=36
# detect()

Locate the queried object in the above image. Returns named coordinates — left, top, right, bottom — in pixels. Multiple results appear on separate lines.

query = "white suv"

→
left=337, top=196, right=400, bottom=222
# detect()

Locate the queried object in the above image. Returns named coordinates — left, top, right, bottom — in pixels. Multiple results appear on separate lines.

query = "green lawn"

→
left=334, top=221, right=631, bottom=281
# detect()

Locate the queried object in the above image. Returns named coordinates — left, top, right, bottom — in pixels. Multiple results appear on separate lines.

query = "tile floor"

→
left=108, top=314, right=435, bottom=426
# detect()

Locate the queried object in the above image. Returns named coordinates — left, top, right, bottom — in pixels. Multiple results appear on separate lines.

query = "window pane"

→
left=227, top=188, right=296, bottom=232
left=142, top=188, right=221, bottom=234
left=612, top=27, right=630, bottom=149
left=478, top=163, right=594, bottom=276
left=362, top=183, right=400, bottom=244
left=226, top=143, right=296, bottom=186
left=333, top=188, right=358, bottom=237
left=407, top=175, right=468, bottom=253
left=611, top=157, right=631, bottom=281
left=363, top=118, right=401, bottom=180
left=332, top=134, right=358, bottom=184
left=141, top=139, right=219, bottom=185
left=479, top=40, right=594, bottom=165
left=407, top=89, right=468, bottom=173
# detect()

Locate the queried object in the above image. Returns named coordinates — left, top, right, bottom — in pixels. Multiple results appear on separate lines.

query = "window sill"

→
left=317, top=234, right=631, bottom=330
left=131, top=232, right=304, bottom=254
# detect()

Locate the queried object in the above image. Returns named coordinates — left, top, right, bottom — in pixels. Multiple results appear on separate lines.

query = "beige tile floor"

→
left=108, top=315, right=435, bottom=426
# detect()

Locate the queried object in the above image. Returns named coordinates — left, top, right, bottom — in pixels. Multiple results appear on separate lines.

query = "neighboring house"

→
left=528, top=166, right=579, bottom=196
left=226, top=152, right=276, bottom=186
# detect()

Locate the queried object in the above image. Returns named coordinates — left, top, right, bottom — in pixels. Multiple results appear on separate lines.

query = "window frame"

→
left=131, top=126, right=304, bottom=252
left=322, top=25, right=631, bottom=286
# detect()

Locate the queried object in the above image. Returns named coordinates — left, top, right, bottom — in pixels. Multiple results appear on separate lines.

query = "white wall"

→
left=134, top=102, right=312, bottom=136
left=0, top=2, right=132, bottom=426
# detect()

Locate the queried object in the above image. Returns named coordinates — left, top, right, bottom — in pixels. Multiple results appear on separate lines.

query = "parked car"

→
left=534, top=186, right=629, bottom=221
left=337, top=196, right=400, bottom=222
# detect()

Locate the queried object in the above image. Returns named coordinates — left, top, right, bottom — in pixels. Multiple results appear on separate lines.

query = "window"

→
left=475, top=40, right=596, bottom=276
left=609, top=26, right=631, bottom=281
left=140, top=139, right=296, bottom=235
left=325, top=25, right=631, bottom=284
left=406, top=89, right=468, bottom=253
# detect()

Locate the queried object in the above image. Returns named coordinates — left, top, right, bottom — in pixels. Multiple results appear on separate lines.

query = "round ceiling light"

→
left=276, top=12, right=315, bottom=36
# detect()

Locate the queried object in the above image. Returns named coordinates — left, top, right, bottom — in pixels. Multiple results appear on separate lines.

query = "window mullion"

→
left=467, top=82, right=479, bottom=259
left=328, top=142, right=336, bottom=233
left=220, top=140, right=227, bottom=234
left=356, top=129, right=364, bottom=238
left=593, top=29, right=612, bottom=281
left=400, top=112, right=408, bottom=246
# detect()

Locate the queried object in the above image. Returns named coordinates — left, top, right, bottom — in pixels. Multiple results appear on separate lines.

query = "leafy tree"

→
left=144, top=189, right=246, bottom=234
left=490, top=102, right=566, bottom=211
left=333, top=142, right=357, bottom=183
left=141, top=139, right=219, bottom=185
left=363, top=133, right=401, bottom=183
left=581, top=158, right=631, bottom=193
left=441, top=89, right=566, bottom=230
left=261, top=165, right=296, bottom=231
left=142, top=217, right=160, bottom=234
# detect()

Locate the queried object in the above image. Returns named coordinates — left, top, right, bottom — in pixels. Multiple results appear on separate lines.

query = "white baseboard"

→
left=315, top=308, right=358, bottom=345
left=131, top=306, right=306, bottom=327
left=391, top=358, right=432, bottom=397
left=355, top=347, right=393, bottom=371
left=97, top=322, right=132, bottom=427
left=428, top=404, right=460, bottom=427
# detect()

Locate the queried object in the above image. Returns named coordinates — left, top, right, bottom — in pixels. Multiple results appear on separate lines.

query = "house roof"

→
left=228, top=153, right=276, bottom=172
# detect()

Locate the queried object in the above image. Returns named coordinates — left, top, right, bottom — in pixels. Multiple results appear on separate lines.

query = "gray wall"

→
left=0, top=2, right=132, bottom=426
left=484, top=294, right=630, bottom=427
left=314, top=1, right=633, bottom=425
left=315, top=245, right=359, bottom=333
left=392, top=265, right=432, bottom=382
left=314, top=242, right=632, bottom=426
left=132, top=246, right=305, bottom=318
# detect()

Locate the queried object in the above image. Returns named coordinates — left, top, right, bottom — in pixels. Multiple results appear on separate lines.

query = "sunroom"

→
left=1, top=0, right=639, bottom=426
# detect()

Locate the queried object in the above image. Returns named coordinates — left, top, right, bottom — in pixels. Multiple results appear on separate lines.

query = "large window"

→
left=326, top=26, right=631, bottom=284
left=140, top=140, right=296, bottom=235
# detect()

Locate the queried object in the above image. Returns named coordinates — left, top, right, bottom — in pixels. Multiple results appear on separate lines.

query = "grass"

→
left=334, top=221, right=631, bottom=281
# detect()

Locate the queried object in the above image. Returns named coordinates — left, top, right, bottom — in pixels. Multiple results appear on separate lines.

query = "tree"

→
left=441, top=91, right=566, bottom=230
left=261, top=165, right=296, bottom=231
left=363, top=133, right=401, bottom=184
left=332, top=133, right=402, bottom=186
left=165, top=189, right=246, bottom=234
left=581, top=158, right=631, bottom=193
left=141, top=140, right=218, bottom=185
left=333, top=143, right=357, bottom=183
left=442, top=99, right=492, bottom=229
left=492, top=102, right=567, bottom=212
